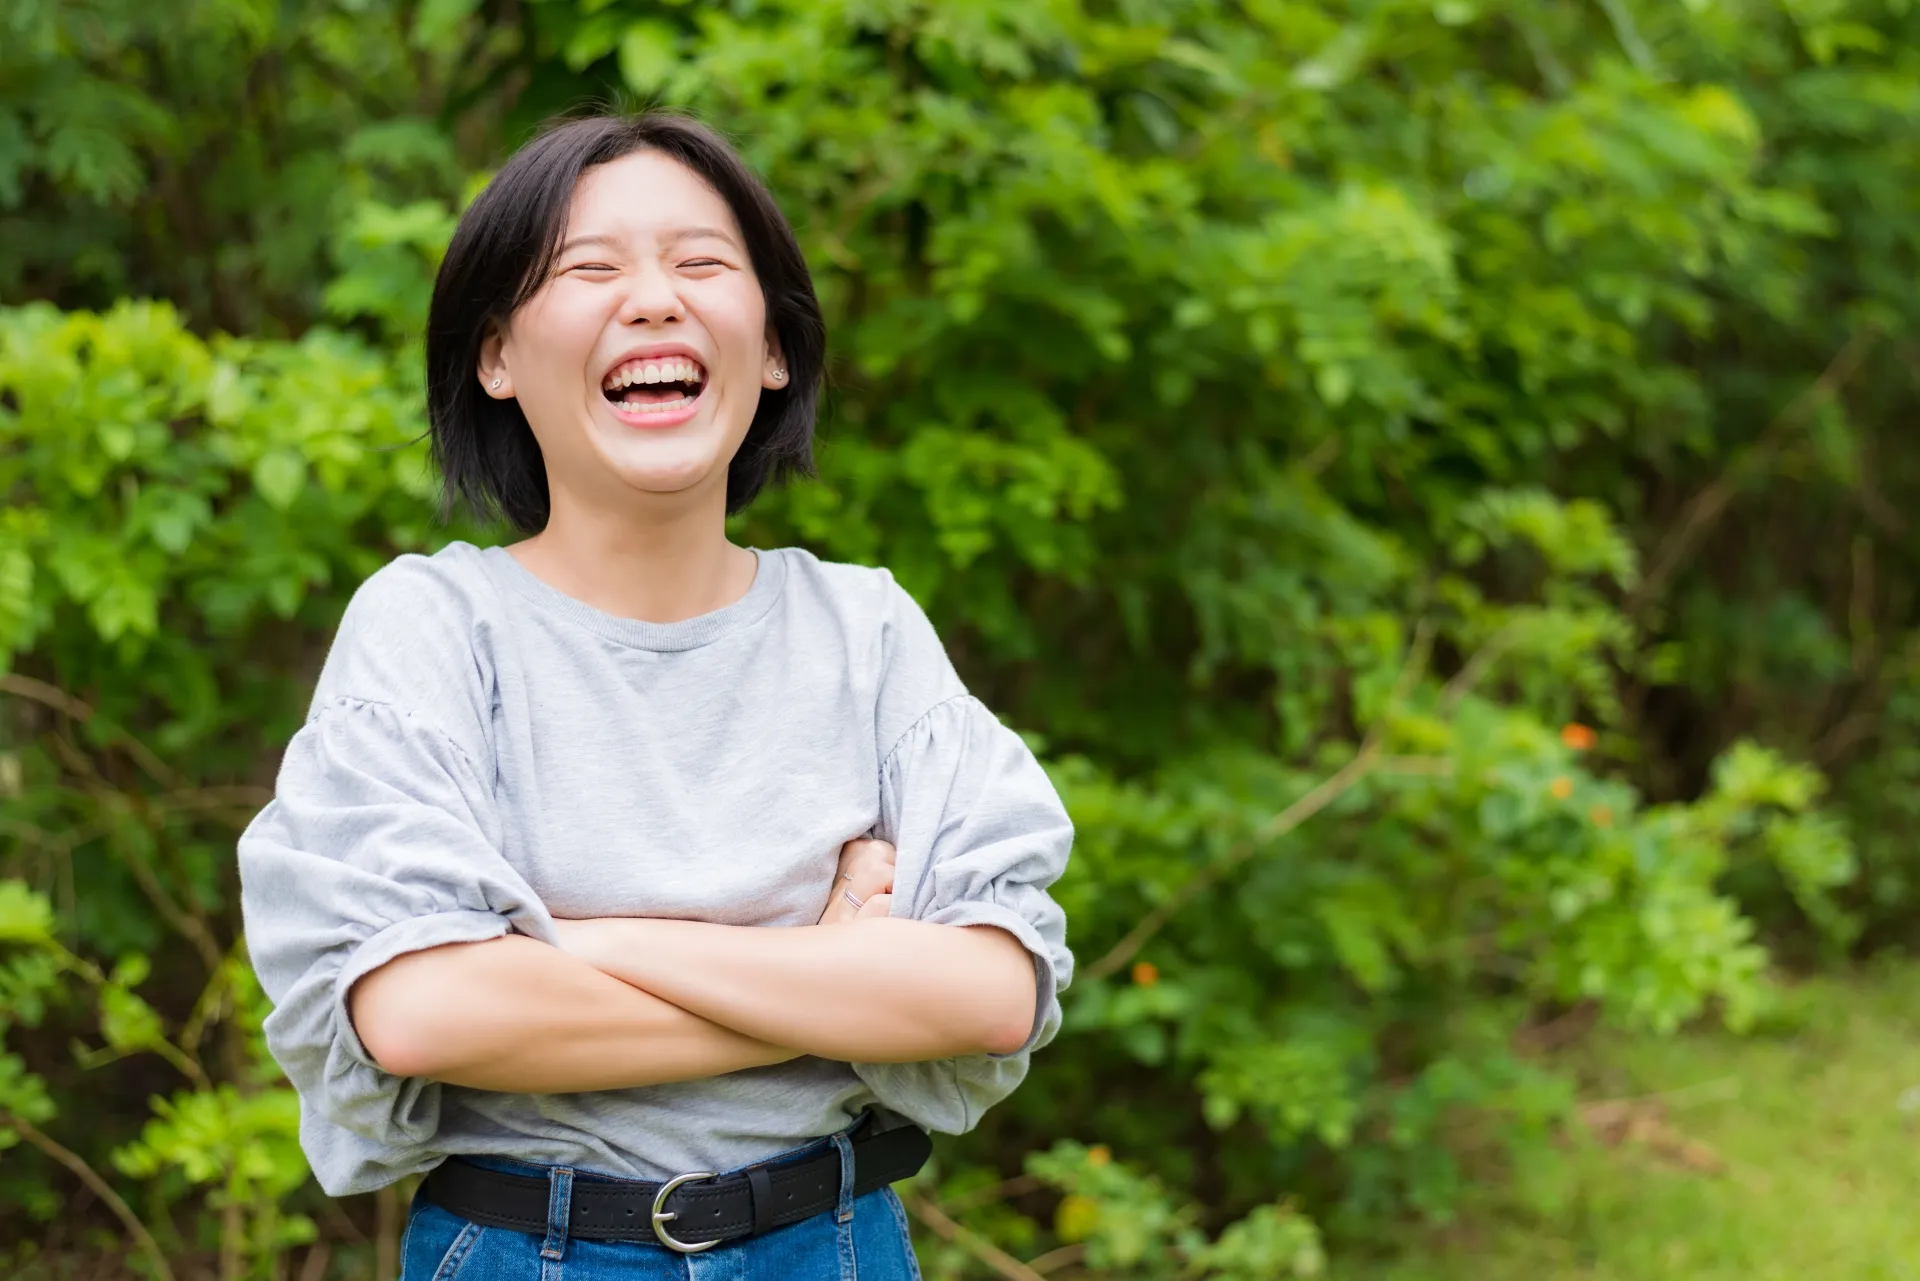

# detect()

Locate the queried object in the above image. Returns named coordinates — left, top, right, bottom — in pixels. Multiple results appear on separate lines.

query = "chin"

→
left=584, top=415, right=748, bottom=505
left=608, top=457, right=725, bottom=500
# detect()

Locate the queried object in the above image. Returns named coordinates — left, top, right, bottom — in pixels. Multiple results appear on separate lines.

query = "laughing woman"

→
left=238, top=112, right=1073, bottom=1281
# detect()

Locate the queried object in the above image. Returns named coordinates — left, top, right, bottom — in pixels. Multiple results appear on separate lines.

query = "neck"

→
left=507, top=483, right=757, bottom=624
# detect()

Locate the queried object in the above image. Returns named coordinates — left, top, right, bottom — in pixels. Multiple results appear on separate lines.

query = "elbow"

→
left=970, top=931, right=1041, bottom=1056
left=359, top=1020, right=441, bottom=1080
left=979, top=1000, right=1035, bottom=1057
left=349, top=958, right=454, bottom=1079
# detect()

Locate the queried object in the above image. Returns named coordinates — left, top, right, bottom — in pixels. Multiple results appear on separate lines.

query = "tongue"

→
left=621, top=384, right=687, bottom=405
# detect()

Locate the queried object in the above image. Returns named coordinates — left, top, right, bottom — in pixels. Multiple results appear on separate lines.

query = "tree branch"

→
left=1595, top=0, right=1661, bottom=77
left=2, top=673, right=180, bottom=788
left=1628, top=328, right=1878, bottom=618
left=1083, top=622, right=1435, bottom=983
left=3, top=1115, right=175, bottom=1281
left=937, top=1173, right=1044, bottom=1216
left=0, top=673, right=94, bottom=721
left=905, top=1192, right=1051, bottom=1281
left=1026, top=1243, right=1088, bottom=1275
left=1512, top=15, right=1572, bottom=94
left=1082, top=744, right=1385, bottom=983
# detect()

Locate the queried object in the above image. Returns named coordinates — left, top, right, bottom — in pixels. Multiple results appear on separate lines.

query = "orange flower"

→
left=1132, top=961, right=1160, bottom=987
left=1087, top=1145, right=1112, bottom=1167
left=1561, top=723, right=1597, bottom=751
left=1550, top=776, right=1574, bottom=800
left=1590, top=804, right=1614, bottom=828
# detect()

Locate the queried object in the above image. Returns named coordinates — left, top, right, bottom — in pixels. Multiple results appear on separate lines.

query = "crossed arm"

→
left=348, top=840, right=1039, bottom=1093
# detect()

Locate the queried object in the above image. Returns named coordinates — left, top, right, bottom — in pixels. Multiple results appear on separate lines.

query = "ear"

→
left=761, top=326, right=789, bottom=391
left=478, top=325, right=514, bottom=399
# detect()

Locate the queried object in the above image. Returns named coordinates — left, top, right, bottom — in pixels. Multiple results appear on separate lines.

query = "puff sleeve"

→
left=237, top=561, right=555, bottom=1195
left=851, top=580, right=1074, bottom=1132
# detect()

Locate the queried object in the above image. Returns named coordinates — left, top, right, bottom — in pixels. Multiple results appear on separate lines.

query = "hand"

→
left=818, top=837, right=896, bottom=925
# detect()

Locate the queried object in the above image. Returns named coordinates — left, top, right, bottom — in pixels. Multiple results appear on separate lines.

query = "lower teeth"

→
left=621, top=395, right=693, bottom=414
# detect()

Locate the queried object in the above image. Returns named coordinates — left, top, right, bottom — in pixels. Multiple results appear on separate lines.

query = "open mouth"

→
left=601, top=356, right=706, bottom=416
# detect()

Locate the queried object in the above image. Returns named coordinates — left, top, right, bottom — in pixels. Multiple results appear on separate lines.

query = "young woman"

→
left=238, top=112, right=1073, bottom=1280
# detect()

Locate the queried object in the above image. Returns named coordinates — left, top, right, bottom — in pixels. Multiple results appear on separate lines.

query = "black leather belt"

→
left=421, top=1123, right=932, bottom=1252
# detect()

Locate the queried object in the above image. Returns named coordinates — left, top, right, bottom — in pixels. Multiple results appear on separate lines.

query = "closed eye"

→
left=564, top=262, right=618, bottom=275
left=680, top=258, right=729, bottom=270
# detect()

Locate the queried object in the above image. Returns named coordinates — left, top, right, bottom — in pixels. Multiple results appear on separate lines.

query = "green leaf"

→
left=0, top=882, right=55, bottom=945
left=619, top=21, right=681, bottom=97
left=563, top=10, right=626, bottom=70
left=0, top=1052, right=55, bottom=1130
left=252, top=450, right=307, bottom=510
left=411, top=0, right=484, bottom=50
left=99, top=981, right=164, bottom=1052
left=87, top=570, right=158, bottom=641
left=0, top=541, right=36, bottom=661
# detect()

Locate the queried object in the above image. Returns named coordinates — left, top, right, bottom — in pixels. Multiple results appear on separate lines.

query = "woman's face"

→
left=480, top=150, right=783, bottom=518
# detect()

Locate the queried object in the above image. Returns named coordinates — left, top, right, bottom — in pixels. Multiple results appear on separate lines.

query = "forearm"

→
left=565, top=918, right=1037, bottom=1063
left=348, top=935, right=798, bottom=1092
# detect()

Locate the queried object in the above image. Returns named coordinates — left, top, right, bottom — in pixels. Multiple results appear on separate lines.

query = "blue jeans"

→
left=399, top=1128, right=923, bottom=1281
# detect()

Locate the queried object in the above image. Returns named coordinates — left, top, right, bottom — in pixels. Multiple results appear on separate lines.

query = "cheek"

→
left=697, top=283, right=769, bottom=368
left=505, top=291, right=607, bottom=386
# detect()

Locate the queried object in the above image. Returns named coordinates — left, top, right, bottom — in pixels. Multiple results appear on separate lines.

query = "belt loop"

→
left=747, top=1163, right=777, bottom=1237
left=831, top=1130, right=856, bottom=1225
left=541, top=1166, right=575, bottom=1261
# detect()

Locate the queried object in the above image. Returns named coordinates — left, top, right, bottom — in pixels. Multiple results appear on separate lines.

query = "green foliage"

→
left=5, top=0, right=1919, bottom=1275
left=0, top=299, right=436, bottom=1274
left=0, top=0, right=501, bottom=333
left=1020, top=1139, right=1329, bottom=1278
left=114, top=1084, right=317, bottom=1263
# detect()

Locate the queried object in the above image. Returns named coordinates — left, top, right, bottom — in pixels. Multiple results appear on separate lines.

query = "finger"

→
left=822, top=878, right=887, bottom=925
left=855, top=845, right=897, bottom=880
left=844, top=868, right=893, bottom=899
left=834, top=843, right=894, bottom=886
left=840, top=837, right=897, bottom=864
left=855, top=892, right=892, bottom=920
left=826, top=839, right=897, bottom=924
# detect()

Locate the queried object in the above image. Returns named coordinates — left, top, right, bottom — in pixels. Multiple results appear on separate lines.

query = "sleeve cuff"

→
left=918, top=900, right=1058, bottom=1058
left=331, top=910, right=513, bottom=1070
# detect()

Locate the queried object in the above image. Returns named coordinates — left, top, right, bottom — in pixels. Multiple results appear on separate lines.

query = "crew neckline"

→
left=477, top=543, right=787, bottom=652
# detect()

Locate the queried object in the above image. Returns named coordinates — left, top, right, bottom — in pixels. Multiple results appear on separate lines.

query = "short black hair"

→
left=424, top=111, right=824, bottom=532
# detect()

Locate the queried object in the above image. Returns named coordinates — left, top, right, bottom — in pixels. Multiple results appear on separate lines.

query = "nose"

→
left=617, top=261, right=684, bottom=326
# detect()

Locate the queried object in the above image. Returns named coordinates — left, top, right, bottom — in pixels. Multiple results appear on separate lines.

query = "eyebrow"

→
left=662, top=226, right=742, bottom=250
left=554, top=234, right=620, bottom=256
left=554, top=227, right=742, bottom=256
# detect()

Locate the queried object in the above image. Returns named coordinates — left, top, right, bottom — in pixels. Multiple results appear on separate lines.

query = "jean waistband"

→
left=450, top=1113, right=869, bottom=1185
left=421, top=1113, right=929, bottom=1254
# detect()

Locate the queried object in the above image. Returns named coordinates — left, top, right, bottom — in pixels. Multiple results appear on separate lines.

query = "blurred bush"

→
left=3, top=1, right=1917, bottom=1277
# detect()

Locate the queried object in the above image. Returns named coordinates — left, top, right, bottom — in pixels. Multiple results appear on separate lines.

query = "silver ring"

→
left=843, top=889, right=864, bottom=910
left=840, top=873, right=855, bottom=882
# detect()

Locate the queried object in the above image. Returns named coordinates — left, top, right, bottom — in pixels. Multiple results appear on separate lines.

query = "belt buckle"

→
left=651, top=1170, right=720, bottom=1254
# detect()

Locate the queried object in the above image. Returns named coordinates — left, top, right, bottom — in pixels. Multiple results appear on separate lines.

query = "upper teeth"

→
left=604, top=357, right=705, bottom=389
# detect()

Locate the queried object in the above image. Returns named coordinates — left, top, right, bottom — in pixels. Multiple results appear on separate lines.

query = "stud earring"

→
left=772, top=369, right=786, bottom=382
left=490, top=378, right=502, bottom=390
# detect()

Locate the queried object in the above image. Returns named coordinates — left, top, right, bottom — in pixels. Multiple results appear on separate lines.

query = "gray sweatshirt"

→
left=238, top=542, right=1073, bottom=1197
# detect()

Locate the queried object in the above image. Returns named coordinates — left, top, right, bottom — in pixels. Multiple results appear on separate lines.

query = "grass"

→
left=1346, top=959, right=1920, bottom=1281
